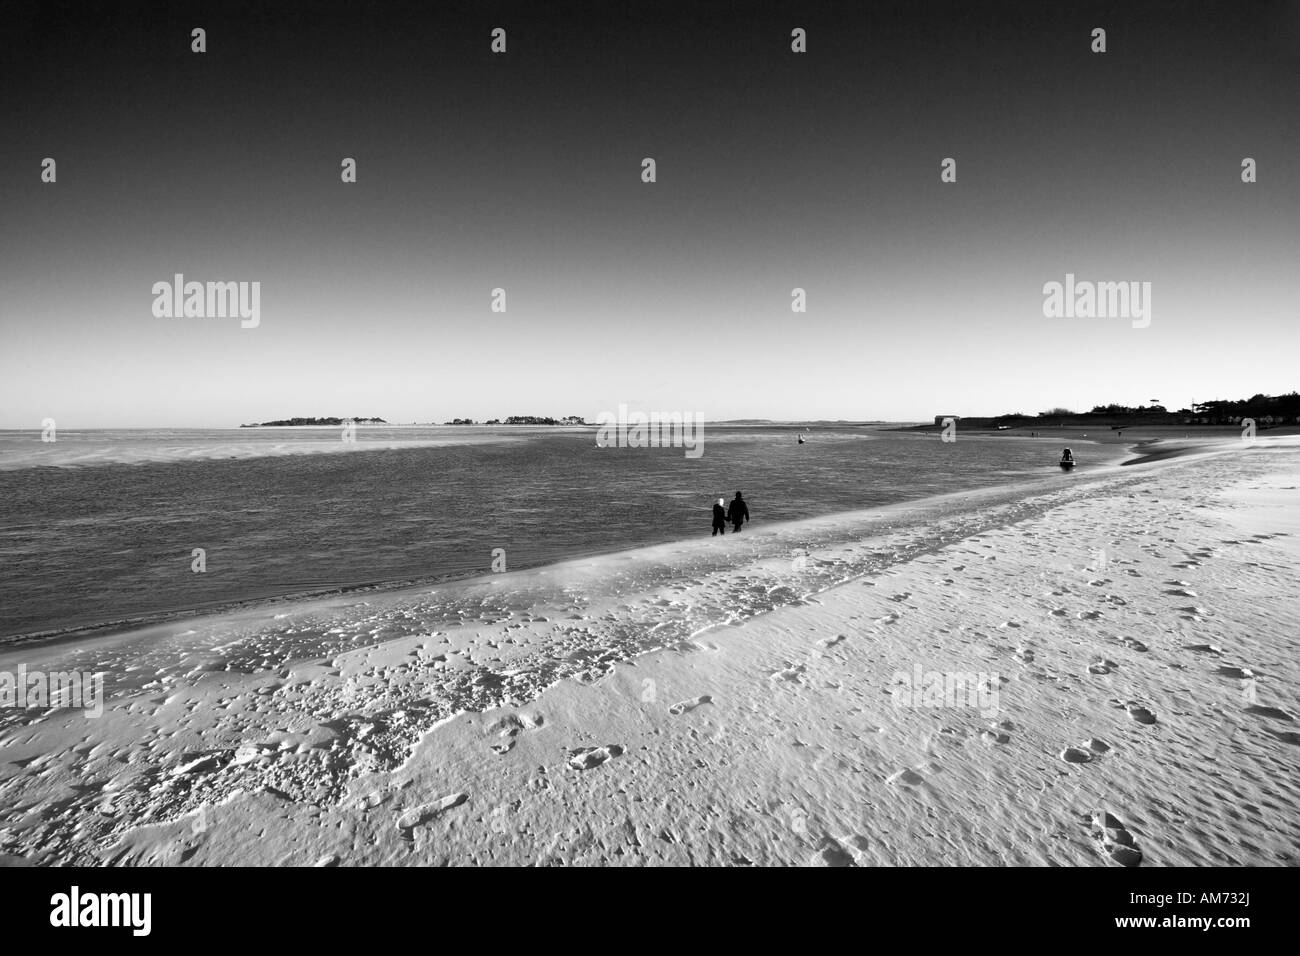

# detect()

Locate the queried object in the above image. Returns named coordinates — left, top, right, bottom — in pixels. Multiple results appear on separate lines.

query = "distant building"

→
left=934, top=415, right=960, bottom=425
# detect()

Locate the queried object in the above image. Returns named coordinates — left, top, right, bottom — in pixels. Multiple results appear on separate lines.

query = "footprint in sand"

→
left=886, top=767, right=927, bottom=786
left=810, top=837, right=857, bottom=867
left=1126, top=703, right=1158, bottom=725
left=567, top=744, right=624, bottom=771
left=171, top=752, right=231, bottom=777
left=1244, top=705, right=1294, bottom=722
left=1059, top=737, right=1110, bottom=763
left=489, top=715, right=533, bottom=737
left=1185, top=643, right=1223, bottom=655
left=1088, top=658, right=1119, bottom=675
left=668, top=695, right=713, bottom=716
left=981, top=720, right=1014, bottom=745
left=396, top=792, right=468, bottom=831
left=818, top=634, right=848, bottom=648
left=1014, top=647, right=1036, bottom=663
left=1092, top=809, right=1143, bottom=866
left=770, top=663, right=807, bottom=683
left=1121, top=638, right=1149, bottom=653
left=487, top=712, right=545, bottom=753
left=1215, top=665, right=1256, bottom=680
left=1077, top=610, right=1104, bottom=621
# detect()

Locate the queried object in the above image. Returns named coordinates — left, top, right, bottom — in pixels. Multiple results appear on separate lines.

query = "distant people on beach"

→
left=1061, top=447, right=1074, bottom=463
left=727, top=491, right=749, bottom=533
left=711, top=497, right=727, bottom=536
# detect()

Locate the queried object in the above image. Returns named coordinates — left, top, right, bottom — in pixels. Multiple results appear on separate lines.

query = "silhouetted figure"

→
left=1061, top=447, right=1074, bottom=462
left=711, top=497, right=727, bottom=536
left=727, top=491, right=749, bottom=533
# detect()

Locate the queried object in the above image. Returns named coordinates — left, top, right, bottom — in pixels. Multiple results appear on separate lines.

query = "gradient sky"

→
left=2, top=0, right=1297, bottom=427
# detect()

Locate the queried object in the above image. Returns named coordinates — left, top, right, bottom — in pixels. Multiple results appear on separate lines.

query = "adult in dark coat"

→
left=727, top=492, right=749, bottom=533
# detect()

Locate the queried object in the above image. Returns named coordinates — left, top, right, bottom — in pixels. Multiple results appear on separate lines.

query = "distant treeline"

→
left=240, top=417, right=387, bottom=427
left=241, top=415, right=589, bottom=427
left=1182, top=392, right=1300, bottom=425
left=929, top=391, right=1300, bottom=429
left=445, top=415, right=587, bottom=425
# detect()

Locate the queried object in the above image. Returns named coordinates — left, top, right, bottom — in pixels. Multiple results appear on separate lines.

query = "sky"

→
left=2, top=0, right=1298, bottom=427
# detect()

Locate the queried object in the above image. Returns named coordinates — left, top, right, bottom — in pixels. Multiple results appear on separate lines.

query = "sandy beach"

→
left=2, top=438, right=1297, bottom=867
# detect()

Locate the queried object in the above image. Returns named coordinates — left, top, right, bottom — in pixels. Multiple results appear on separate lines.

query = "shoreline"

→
left=0, top=433, right=1250, bottom=652
left=0, top=434, right=1271, bottom=652
left=1, top=440, right=1297, bottom=864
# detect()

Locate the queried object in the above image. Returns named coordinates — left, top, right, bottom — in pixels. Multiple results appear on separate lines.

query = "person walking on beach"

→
left=711, top=497, right=727, bottom=536
left=727, top=491, right=749, bottom=533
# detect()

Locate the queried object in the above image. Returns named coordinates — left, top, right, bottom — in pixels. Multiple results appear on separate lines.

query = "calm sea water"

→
left=0, top=425, right=1113, bottom=641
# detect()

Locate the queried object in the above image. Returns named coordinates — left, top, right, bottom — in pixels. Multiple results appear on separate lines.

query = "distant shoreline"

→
left=235, top=420, right=898, bottom=428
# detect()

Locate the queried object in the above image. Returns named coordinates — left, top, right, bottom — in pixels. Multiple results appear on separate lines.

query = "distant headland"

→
left=913, top=392, right=1300, bottom=432
left=240, top=417, right=387, bottom=427
left=445, top=416, right=587, bottom=426
left=239, top=415, right=588, bottom=427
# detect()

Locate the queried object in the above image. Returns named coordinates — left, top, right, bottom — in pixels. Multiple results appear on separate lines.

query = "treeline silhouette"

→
left=239, top=417, right=387, bottom=427
left=445, top=416, right=587, bottom=425
left=946, top=392, right=1299, bottom=429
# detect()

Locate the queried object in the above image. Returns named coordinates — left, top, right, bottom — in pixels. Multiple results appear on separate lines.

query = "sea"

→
left=0, top=424, right=1125, bottom=643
